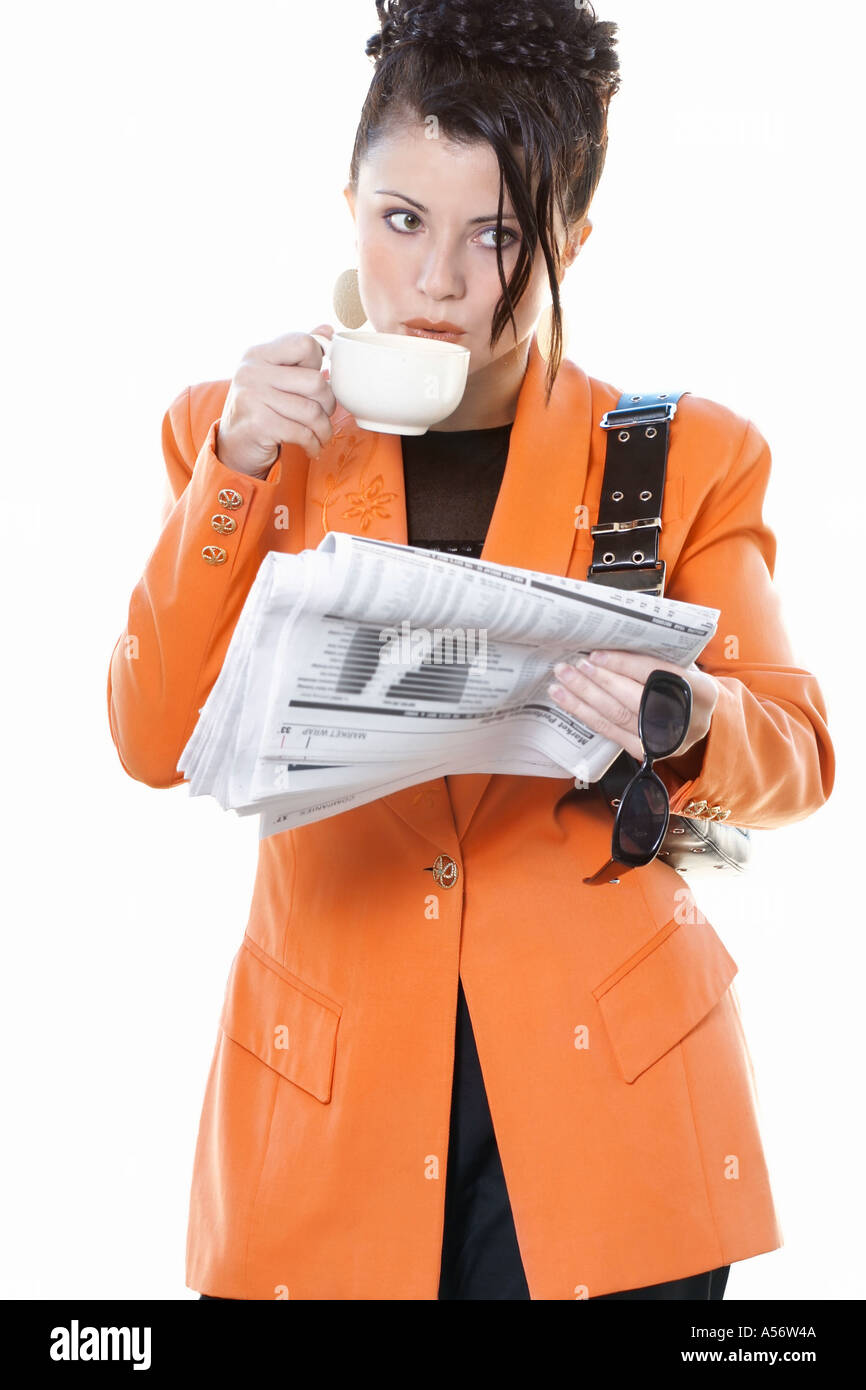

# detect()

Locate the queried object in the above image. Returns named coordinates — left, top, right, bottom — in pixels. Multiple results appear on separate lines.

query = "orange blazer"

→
left=107, top=332, right=835, bottom=1300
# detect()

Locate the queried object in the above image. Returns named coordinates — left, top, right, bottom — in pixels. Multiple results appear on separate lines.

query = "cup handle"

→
left=310, top=333, right=333, bottom=359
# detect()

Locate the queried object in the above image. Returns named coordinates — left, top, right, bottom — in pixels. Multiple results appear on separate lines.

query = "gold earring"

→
left=536, top=302, right=570, bottom=364
left=332, top=267, right=367, bottom=329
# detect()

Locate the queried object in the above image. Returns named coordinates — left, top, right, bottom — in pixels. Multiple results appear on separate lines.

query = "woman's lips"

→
left=402, top=323, right=467, bottom=343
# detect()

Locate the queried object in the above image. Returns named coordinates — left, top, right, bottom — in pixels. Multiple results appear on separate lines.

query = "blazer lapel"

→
left=303, top=331, right=594, bottom=846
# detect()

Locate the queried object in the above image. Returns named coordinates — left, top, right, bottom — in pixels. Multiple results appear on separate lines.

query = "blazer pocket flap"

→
left=219, top=937, right=341, bottom=1103
left=592, top=916, right=738, bottom=1084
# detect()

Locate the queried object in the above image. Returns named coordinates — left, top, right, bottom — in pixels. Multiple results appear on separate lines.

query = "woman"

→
left=107, top=0, right=835, bottom=1300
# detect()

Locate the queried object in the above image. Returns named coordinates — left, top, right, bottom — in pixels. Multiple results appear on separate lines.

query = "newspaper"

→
left=177, top=532, right=720, bottom=838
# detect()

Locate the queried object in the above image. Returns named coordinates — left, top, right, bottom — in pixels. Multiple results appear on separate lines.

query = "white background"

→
left=1, top=0, right=859, bottom=1299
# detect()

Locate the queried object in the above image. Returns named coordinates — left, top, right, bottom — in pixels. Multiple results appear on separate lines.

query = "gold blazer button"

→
left=211, top=513, right=238, bottom=534
left=425, top=854, right=459, bottom=889
left=202, top=545, right=227, bottom=565
left=217, top=488, right=244, bottom=509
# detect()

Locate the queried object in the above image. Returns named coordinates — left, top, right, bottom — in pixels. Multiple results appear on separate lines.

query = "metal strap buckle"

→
left=590, top=516, right=662, bottom=536
left=586, top=559, right=666, bottom=594
left=599, top=402, right=678, bottom=430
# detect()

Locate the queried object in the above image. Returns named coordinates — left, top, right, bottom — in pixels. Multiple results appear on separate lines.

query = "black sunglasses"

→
left=583, top=668, right=692, bottom=886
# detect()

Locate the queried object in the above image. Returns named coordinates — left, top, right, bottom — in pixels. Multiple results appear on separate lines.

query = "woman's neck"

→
left=427, top=335, right=530, bottom=431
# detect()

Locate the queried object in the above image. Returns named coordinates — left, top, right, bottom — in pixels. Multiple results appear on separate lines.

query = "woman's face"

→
left=344, top=120, right=590, bottom=374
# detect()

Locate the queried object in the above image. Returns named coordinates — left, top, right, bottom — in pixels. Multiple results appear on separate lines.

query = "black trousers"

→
left=200, top=978, right=730, bottom=1302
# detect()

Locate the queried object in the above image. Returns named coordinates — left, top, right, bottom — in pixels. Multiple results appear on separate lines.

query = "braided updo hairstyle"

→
left=348, top=0, right=621, bottom=403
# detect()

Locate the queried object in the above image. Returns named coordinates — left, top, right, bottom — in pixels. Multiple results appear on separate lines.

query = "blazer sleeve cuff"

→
left=655, top=668, right=833, bottom=827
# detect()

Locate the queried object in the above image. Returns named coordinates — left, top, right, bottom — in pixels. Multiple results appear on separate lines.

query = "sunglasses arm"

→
left=583, top=858, right=636, bottom=887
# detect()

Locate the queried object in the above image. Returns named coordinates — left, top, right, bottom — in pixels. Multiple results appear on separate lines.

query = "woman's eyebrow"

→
left=373, top=188, right=519, bottom=222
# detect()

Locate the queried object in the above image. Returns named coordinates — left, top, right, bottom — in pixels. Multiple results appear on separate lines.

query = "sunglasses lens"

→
left=616, top=776, right=668, bottom=858
left=643, top=681, right=691, bottom=757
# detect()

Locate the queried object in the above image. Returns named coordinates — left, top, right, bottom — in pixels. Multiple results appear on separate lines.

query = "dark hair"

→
left=348, top=0, right=621, bottom=404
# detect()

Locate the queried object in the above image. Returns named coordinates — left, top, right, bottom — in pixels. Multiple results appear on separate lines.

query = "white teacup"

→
left=310, top=329, right=470, bottom=435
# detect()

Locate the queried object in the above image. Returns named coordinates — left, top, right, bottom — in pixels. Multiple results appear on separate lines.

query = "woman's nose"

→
left=416, top=243, right=465, bottom=300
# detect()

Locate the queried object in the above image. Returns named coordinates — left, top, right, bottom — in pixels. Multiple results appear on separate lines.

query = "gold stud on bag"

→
left=588, top=390, right=752, bottom=875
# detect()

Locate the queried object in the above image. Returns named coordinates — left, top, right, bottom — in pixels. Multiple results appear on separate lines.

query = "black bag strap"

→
left=587, top=389, right=689, bottom=597
left=587, top=389, right=689, bottom=794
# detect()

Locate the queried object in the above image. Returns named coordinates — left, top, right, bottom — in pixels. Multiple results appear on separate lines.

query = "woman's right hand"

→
left=215, top=324, right=337, bottom=477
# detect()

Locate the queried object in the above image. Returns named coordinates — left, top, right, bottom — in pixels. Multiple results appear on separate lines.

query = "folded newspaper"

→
left=177, top=533, right=720, bottom=839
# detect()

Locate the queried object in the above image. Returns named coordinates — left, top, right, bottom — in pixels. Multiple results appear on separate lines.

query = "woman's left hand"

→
left=547, top=649, right=720, bottom=764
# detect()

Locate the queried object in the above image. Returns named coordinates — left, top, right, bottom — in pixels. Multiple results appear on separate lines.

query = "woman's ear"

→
left=557, top=218, right=593, bottom=280
left=567, top=217, right=593, bottom=264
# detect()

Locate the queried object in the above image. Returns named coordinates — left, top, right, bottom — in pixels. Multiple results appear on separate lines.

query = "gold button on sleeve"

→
left=202, top=545, right=228, bottom=565
left=217, top=487, right=244, bottom=509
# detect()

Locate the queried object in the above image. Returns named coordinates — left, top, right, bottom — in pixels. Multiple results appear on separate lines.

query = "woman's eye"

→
left=384, top=211, right=422, bottom=233
left=477, top=226, right=519, bottom=249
